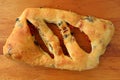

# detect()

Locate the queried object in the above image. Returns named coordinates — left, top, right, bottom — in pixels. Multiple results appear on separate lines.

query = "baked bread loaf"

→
left=3, top=8, right=114, bottom=71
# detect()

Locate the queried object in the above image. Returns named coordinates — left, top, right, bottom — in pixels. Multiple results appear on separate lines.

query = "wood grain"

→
left=0, top=0, right=120, bottom=80
left=0, top=56, right=120, bottom=80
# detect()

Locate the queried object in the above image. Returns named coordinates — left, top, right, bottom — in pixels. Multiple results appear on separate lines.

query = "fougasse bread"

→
left=3, top=8, right=114, bottom=71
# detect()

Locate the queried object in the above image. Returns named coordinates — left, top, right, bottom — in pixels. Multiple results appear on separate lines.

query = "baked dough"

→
left=3, top=8, right=114, bottom=71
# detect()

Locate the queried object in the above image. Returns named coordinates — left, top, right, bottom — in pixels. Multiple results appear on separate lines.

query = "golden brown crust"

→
left=3, top=8, right=114, bottom=71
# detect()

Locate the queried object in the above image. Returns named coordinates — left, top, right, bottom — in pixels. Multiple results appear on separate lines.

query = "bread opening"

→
left=27, top=20, right=54, bottom=58
left=27, top=19, right=91, bottom=59
left=68, top=24, right=91, bottom=53
left=46, top=23, right=70, bottom=57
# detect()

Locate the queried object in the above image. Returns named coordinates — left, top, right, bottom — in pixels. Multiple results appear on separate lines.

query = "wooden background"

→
left=0, top=0, right=120, bottom=80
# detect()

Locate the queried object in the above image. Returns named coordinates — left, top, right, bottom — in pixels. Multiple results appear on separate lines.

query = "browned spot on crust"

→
left=62, top=27, right=68, bottom=33
left=104, top=24, right=107, bottom=30
left=13, top=53, right=22, bottom=60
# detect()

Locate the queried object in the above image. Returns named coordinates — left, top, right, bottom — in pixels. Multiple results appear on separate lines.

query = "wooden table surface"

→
left=0, top=0, right=120, bottom=80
